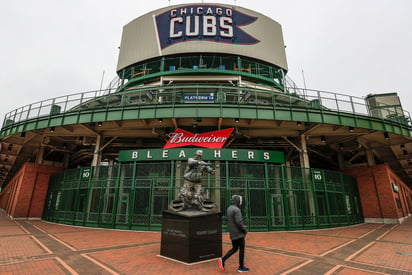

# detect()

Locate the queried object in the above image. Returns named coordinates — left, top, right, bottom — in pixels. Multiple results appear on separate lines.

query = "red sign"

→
left=164, top=128, right=234, bottom=149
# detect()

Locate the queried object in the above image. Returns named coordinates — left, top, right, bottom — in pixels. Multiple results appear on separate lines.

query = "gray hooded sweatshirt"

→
left=227, top=195, right=247, bottom=240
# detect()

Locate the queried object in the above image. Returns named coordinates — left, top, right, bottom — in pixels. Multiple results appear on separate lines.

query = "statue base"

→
left=160, top=210, right=222, bottom=263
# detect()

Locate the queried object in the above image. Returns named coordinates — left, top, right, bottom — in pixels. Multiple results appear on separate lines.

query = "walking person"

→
left=218, top=195, right=249, bottom=273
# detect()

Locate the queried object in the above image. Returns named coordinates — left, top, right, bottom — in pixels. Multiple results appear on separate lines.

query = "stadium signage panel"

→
left=118, top=148, right=284, bottom=163
left=117, top=4, right=288, bottom=72
left=155, top=5, right=259, bottom=49
left=183, top=95, right=215, bottom=102
left=164, top=128, right=233, bottom=149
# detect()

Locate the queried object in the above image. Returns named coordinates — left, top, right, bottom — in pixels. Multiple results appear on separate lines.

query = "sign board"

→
left=183, top=95, right=215, bottom=102
left=119, top=148, right=284, bottom=163
left=164, top=128, right=233, bottom=149
left=117, top=4, right=287, bottom=71
left=392, top=183, right=399, bottom=193
left=80, top=167, right=92, bottom=179
left=312, top=170, right=323, bottom=182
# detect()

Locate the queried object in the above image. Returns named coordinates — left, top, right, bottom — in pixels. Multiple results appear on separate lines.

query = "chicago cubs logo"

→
left=155, top=5, right=259, bottom=49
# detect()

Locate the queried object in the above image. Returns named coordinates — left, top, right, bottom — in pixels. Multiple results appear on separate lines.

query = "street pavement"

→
left=0, top=210, right=411, bottom=274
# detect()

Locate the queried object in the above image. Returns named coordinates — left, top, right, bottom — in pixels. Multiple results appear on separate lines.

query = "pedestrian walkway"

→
left=0, top=210, right=411, bottom=274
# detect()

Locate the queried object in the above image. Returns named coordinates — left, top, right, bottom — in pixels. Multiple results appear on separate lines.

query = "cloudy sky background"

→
left=1, top=0, right=411, bottom=123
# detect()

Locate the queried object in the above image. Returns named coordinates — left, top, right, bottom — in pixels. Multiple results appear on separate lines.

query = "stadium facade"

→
left=0, top=3, right=411, bottom=231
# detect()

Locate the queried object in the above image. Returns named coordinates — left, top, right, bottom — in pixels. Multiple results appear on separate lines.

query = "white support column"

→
left=36, top=145, right=45, bottom=165
left=63, top=152, right=70, bottom=168
left=91, top=134, right=102, bottom=166
left=300, top=134, right=310, bottom=168
left=366, top=148, right=376, bottom=167
left=338, top=151, right=345, bottom=169
left=300, top=133, right=315, bottom=220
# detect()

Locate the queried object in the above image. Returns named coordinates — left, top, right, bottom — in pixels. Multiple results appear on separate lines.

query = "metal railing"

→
left=42, top=162, right=364, bottom=231
left=2, top=83, right=411, bottom=129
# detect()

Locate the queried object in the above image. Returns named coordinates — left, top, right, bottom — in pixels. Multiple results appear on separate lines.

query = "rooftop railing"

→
left=2, top=83, right=411, bottom=130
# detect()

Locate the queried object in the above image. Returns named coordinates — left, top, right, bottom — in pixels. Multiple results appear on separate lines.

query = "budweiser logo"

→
left=164, top=128, right=234, bottom=149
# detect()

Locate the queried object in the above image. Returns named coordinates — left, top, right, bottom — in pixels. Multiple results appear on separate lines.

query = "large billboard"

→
left=117, top=4, right=288, bottom=71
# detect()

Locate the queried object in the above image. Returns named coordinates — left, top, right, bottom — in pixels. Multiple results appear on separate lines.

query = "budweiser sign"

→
left=164, top=128, right=234, bottom=149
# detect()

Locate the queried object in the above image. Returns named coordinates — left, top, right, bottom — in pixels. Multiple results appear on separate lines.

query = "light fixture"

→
left=50, top=127, right=55, bottom=132
left=400, top=144, right=405, bottom=149
left=297, top=121, right=302, bottom=126
left=98, top=122, right=103, bottom=127
left=321, top=136, right=326, bottom=143
left=158, top=118, right=163, bottom=123
left=339, top=143, right=344, bottom=150
left=20, top=132, right=26, bottom=138
left=384, top=132, right=389, bottom=140
left=235, top=118, right=239, bottom=123
left=349, top=127, right=354, bottom=132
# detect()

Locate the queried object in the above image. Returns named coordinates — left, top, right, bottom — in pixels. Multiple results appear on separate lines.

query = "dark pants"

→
left=222, top=237, right=245, bottom=268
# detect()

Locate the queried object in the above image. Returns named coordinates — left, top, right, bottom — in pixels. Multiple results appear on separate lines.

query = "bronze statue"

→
left=169, top=150, right=217, bottom=212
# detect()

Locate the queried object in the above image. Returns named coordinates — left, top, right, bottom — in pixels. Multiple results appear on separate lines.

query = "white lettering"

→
left=263, top=152, right=270, bottom=160
left=203, top=16, right=216, bottom=36
left=226, top=9, right=232, bottom=17
left=132, top=151, right=138, bottom=159
left=248, top=151, right=254, bottom=159
left=162, top=150, right=169, bottom=158
left=232, top=151, right=238, bottom=159
left=147, top=151, right=153, bottom=159
left=168, top=132, right=227, bottom=144
left=170, top=17, right=183, bottom=38
left=186, top=16, right=199, bottom=37
left=220, top=17, right=233, bottom=37
left=171, top=7, right=232, bottom=17
left=178, top=150, right=186, bottom=158
left=214, top=150, right=221, bottom=158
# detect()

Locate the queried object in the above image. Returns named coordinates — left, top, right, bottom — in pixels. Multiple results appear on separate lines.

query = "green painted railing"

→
left=2, top=84, right=411, bottom=134
left=42, top=162, right=363, bottom=231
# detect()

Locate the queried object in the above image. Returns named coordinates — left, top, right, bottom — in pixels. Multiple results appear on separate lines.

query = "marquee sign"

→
left=163, top=128, right=234, bottom=149
left=155, top=5, right=259, bottom=49
left=117, top=4, right=288, bottom=72
left=118, top=148, right=284, bottom=163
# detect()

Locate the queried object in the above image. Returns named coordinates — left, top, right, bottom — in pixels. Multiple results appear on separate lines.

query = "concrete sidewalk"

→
left=0, top=211, right=411, bottom=274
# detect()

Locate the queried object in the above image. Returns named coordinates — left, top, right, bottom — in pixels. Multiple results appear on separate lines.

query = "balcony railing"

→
left=2, top=84, right=411, bottom=130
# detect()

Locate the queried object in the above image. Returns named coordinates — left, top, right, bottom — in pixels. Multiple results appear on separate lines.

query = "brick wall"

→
left=343, top=164, right=412, bottom=223
left=0, top=163, right=63, bottom=218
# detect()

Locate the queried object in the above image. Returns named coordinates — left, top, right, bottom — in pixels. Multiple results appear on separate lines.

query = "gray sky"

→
left=1, top=0, right=411, bottom=123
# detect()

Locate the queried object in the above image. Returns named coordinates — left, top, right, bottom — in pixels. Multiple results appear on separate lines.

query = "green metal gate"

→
left=43, top=161, right=363, bottom=231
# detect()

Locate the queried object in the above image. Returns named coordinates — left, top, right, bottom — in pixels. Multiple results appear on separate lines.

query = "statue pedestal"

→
left=160, top=210, right=222, bottom=263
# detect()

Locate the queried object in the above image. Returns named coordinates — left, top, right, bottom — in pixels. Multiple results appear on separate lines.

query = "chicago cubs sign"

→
left=155, top=5, right=259, bottom=49
left=117, top=4, right=288, bottom=72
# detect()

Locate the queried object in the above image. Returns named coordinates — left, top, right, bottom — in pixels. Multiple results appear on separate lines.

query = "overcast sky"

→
left=1, top=0, right=411, bottom=124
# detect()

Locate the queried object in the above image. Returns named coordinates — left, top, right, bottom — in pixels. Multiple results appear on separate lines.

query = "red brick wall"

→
left=343, top=164, right=412, bottom=222
left=0, top=163, right=63, bottom=218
